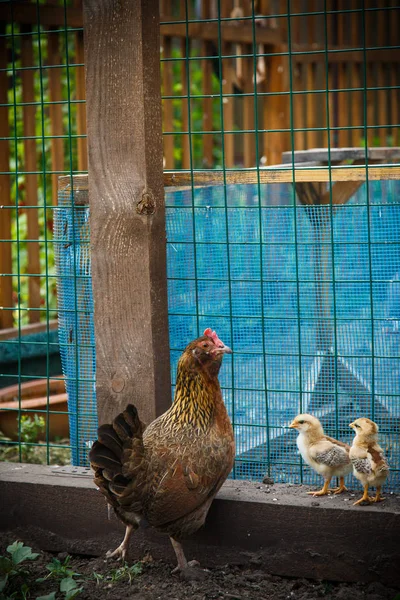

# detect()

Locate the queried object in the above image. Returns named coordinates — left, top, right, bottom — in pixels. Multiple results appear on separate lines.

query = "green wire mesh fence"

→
left=0, top=1, right=399, bottom=491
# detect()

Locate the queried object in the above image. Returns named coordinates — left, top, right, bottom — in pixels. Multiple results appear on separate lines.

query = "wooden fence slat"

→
left=221, top=0, right=235, bottom=168
left=264, top=51, right=290, bottom=166
left=161, top=0, right=174, bottom=170
left=201, top=0, right=213, bottom=168
left=82, top=0, right=171, bottom=425
left=47, top=30, right=64, bottom=205
left=242, top=56, right=255, bottom=168
left=75, top=30, right=88, bottom=172
left=0, top=32, right=13, bottom=329
left=21, top=26, right=41, bottom=324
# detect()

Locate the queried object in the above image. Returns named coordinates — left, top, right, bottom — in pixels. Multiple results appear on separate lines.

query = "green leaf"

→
left=65, top=587, right=82, bottom=600
left=0, top=574, right=8, bottom=592
left=36, top=593, right=57, bottom=600
left=7, top=542, right=39, bottom=565
left=0, top=556, right=13, bottom=575
left=60, top=578, right=77, bottom=593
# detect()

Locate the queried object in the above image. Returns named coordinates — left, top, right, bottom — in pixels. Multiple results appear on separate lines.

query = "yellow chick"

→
left=289, top=414, right=352, bottom=496
left=349, top=418, right=389, bottom=506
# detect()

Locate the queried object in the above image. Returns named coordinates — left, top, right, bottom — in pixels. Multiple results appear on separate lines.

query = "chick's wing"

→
left=311, top=439, right=350, bottom=468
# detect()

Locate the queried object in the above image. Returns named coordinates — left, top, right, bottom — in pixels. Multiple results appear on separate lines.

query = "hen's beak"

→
left=215, top=344, right=232, bottom=355
left=289, top=421, right=298, bottom=429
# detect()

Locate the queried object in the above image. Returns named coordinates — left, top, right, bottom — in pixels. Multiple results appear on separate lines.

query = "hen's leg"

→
left=331, top=477, right=348, bottom=494
left=353, top=484, right=374, bottom=505
left=170, top=538, right=188, bottom=571
left=307, top=478, right=331, bottom=497
left=106, top=524, right=133, bottom=561
left=170, top=538, right=200, bottom=572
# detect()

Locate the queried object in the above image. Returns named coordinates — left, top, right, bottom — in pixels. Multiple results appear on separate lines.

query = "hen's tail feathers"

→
left=89, top=404, right=146, bottom=513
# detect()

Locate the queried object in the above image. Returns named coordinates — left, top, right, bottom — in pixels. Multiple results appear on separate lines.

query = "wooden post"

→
left=82, top=0, right=171, bottom=426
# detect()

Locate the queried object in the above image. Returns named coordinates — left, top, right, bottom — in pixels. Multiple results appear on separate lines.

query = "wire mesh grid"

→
left=0, top=0, right=399, bottom=491
left=0, top=0, right=86, bottom=465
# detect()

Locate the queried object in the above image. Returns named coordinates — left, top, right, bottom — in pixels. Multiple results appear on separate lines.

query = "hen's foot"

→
left=106, top=524, right=133, bottom=561
left=106, top=544, right=128, bottom=561
left=171, top=560, right=200, bottom=574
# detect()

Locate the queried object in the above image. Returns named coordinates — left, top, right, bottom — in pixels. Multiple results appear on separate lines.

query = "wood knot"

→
left=111, top=375, right=125, bottom=393
left=136, top=191, right=155, bottom=215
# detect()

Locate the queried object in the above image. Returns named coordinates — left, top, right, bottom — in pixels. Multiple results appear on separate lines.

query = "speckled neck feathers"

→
left=165, top=356, right=222, bottom=432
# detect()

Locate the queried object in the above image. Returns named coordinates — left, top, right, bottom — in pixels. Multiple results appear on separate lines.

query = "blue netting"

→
left=166, top=180, right=400, bottom=490
left=54, top=179, right=400, bottom=490
left=54, top=184, right=97, bottom=466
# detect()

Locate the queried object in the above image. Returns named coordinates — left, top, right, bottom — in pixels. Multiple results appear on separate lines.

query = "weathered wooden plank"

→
left=60, top=165, right=400, bottom=191
left=21, top=26, right=41, bottom=324
left=0, top=32, right=13, bottom=329
left=163, top=165, right=400, bottom=186
left=82, top=0, right=171, bottom=426
left=1, top=465, right=399, bottom=587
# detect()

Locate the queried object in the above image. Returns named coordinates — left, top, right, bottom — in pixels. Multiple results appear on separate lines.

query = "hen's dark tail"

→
left=89, top=404, right=146, bottom=516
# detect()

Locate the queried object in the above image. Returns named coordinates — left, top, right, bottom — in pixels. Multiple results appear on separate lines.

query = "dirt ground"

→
left=1, top=533, right=398, bottom=600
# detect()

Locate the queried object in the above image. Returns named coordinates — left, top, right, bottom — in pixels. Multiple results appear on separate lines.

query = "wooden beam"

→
left=160, top=19, right=282, bottom=46
left=0, top=319, right=58, bottom=341
left=0, top=3, right=82, bottom=27
left=82, top=0, right=171, bottom=426
left=0, top=32, right=13, bottom=329
left=163, top=165, right=400, bottom=186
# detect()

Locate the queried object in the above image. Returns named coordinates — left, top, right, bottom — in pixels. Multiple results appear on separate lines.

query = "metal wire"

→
left=0, top=1, right=399, bottom=492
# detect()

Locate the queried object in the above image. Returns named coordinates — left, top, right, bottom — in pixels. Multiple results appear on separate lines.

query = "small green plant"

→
left=36, top=556, right=80, bottom=583
left=0, top=541, right=39, bottom=597
left=36, top=555, right=83, bottom=599
left=102, top=562, right=142, bottom=585
left=19, top=415, right=45, bottom=462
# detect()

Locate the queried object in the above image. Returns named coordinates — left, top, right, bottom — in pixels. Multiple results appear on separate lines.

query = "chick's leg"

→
left=371, top=485, right=385, bottom=503
left=353, top=484, right=374, bottom=506
left=307, top=478, right=331, bottom=497
left=106, top=524, right=133, bottom=561
left=170, top=538, right=200, bottom=573
left=331, top=476, right=348, bottom=495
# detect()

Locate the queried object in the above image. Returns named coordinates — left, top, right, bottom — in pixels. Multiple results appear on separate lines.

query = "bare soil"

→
left=1, top=533, right=398, bottom=600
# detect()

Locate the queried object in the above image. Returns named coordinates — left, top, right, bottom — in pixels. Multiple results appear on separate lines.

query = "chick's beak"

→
left=349, top=422, right=355, bottom=429
left=289, top=421, right=298, bottom=429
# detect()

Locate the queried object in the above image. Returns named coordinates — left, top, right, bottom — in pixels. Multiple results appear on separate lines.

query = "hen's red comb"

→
left=203, top=328, right=224, bottom=348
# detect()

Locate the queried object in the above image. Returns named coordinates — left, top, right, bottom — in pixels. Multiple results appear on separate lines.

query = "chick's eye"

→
left=298, top=420, right=304, bottom=424
left=355, top=424, right=360, bottom=428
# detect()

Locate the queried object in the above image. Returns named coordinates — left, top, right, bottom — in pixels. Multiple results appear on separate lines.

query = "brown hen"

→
left=89, top=328, right=234, bottom=571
